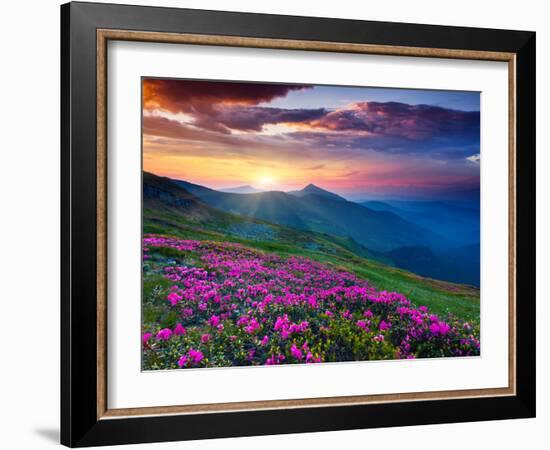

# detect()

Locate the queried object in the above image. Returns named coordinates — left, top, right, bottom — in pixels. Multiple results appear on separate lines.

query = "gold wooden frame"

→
left=96, top=29, right=516, bottom=420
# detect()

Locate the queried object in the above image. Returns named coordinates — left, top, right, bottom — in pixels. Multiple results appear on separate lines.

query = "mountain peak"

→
left=302, top=183, right=334, bottom=193
left=303, top=183, right=321, bottom=190
left=288, top=183, right=346, bottom=202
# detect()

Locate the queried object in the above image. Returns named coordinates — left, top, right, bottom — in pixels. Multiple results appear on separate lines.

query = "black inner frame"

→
left=61, top=2, right=536, bottom=447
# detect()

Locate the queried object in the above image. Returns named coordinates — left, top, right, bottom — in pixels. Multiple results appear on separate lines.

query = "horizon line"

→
left=144, top=170, right=480, bottom=203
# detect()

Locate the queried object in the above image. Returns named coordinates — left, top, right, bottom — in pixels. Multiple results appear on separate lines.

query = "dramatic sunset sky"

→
left=143, top=78, right=480, bottom=201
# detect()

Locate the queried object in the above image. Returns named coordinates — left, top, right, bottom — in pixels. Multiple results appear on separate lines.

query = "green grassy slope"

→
left=143, top=173, right=479, bottom=322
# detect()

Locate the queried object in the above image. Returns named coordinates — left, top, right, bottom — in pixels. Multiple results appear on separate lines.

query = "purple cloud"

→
left=310, top=102, right=479, bottom=141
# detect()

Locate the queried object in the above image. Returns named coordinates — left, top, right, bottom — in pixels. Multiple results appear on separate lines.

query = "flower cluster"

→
left=142, top=235, right=480, bottom=370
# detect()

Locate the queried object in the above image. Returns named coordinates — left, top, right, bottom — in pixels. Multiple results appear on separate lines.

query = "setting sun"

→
left=258, top=174, right=275, bottom=187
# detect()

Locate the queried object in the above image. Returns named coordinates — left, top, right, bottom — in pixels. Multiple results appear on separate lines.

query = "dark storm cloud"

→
left=143, top=78, right=312, bottom=113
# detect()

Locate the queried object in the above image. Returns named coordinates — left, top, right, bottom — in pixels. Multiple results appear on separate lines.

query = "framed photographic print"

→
left=61, top=1, right=536, bottom=447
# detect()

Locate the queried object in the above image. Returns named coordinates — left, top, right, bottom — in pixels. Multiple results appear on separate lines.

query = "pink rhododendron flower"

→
left=290, top=344, right=303, bottom=360
left=260, top=335, right=269, bottom=346
left=237, top=316, right=249, bottom=327
left=307, top=296, right=317, bottom=308
left=273, top=314, right=289, bottom=331
left=177, top=355, right=188, bottom=367
left=429, top=321, right=450, bottom=336
left=188, top=348, right=204, bottom=364
left=155, top=328, right=172, bottom=340
left=244, top=317, right=260, bottom=334
left=142, top=332, right=152, bottom=343
left=208, top=315, right=220, bottom=327
left=167, top=292, right=182, bottom=306
left=379, top=320, right=391, bottom=331
left=201, top=333, right=211, bottom=343
left=174, top=323, right=186, bottom=336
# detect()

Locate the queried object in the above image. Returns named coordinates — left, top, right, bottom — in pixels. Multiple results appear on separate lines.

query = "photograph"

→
left=141, top=78, right=482, bottom=370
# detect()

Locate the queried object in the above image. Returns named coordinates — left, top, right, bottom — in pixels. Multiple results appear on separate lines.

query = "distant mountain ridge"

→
left=361, top=199, right=479, bottom=248
left=171, top=176, right=445, bottom=252
left=220, top=185, right=263, bottom=194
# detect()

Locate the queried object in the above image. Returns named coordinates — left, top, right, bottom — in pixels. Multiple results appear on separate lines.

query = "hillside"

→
left=143, top=172, right=479, bottom=321
left=383, top=244, right=480, bottom=287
